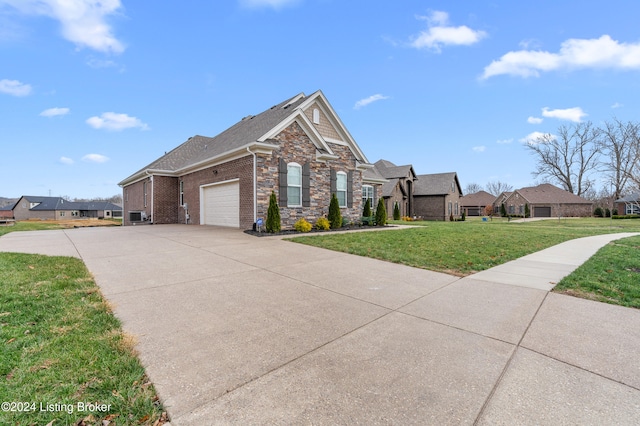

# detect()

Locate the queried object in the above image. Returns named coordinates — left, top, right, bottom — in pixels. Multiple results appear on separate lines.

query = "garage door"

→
left=533, top=206, right=551, bottom=217
left=201, top=180, right=240, bottom=227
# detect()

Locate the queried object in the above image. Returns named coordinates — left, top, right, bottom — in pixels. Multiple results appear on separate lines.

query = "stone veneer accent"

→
left=256, top=121, right=364, bottom=228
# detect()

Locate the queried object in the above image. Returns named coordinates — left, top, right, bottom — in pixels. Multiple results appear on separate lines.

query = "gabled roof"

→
left=362, top=166, right=387, bottom=184
left=20, top=196, right=69, bottom=210
left=414, top=172, right=461, bottom=196
left=514, top=183, right=591, bottom=204
left=460, top=190, right=496, bottom=207
left=615, top=192, right=640, bottom=203
left=119, top=90, right=372, bottom=186
left=373, top=159, right=416, bottom=180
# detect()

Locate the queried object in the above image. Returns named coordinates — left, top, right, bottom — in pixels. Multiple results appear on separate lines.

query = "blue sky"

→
left=1, top=0, right=640, bottom=199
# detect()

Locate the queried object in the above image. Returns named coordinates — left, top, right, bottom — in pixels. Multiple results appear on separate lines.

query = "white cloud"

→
left=527, top=116, right=543, bottom=124
left=542, top=107, right=587, bottom=122
left=82, top=153, right=109, bottom=163
left=611, top=102, right=623, bottom=109
left=519, top=131, right=555, bottom=145
left=40, top=107, right=70, bottom=117
left=59, top=156, right=74, bottom=165
left=482, top=35, right=640, bottom=79
left=0, top=79, right=32, bottom=96
left=1, top=0, right=125, bottom=53
left=354, top=94, right=389, bottom=110
left=472, top=146, right=486, bottom=153
left=86, top=112, right=149, bottom=131
left=410, top=10, right=487, bottom=52
left=496, top=138, right=513, bottom=144
left=239, top=0, right=300, bottom=9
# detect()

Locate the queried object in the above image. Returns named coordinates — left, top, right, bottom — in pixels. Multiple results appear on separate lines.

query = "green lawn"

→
left=554, top=235, right=640, bottom=308
left=0, top=221, right=64, bottom=237
left=290, top=218, right=640, bottom=308
left=291, top=218, right=640, bottom=276
left=0, top=252, right=167, bottom=425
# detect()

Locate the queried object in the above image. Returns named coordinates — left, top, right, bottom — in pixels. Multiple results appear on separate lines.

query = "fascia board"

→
left=300, top=90, right=370, bottom=164
left=257, top=111, right=334, bottom=155
left=177, top=142, right=279, bottom=175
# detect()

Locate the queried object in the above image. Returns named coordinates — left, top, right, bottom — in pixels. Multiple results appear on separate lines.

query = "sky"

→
left=1, top=0, right=640, bottom=199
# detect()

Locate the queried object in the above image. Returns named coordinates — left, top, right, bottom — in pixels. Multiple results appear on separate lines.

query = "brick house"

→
left=614, top=192, right=640, bottom=215
left=373, top=159, right=417, bottom=218
left=460, top=190, right=496, bottom=216
left=413, top=172, right=463, bottom=221
left=10, top=196, right=122, bottom=220
left=503, top=183, right=592, bottom=217
left=118, top=91, right=380, bottom=229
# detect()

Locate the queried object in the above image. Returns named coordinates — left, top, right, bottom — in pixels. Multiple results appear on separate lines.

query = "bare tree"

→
left=525, top=122, right=601, bottom=196
left=485, top=181, right=513, bottom=196
left=599, top=119, right=639, bottom=200
left=464, top=182, right=483, bottom=194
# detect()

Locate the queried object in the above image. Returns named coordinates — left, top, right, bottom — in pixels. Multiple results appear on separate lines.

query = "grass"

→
left=0, top=221, right=64, bottom=237
left=0, top=252, right=167, bottom=425
left=290, top=218, right=640, bottom=276
left=554, top=235, right=640, bottom=308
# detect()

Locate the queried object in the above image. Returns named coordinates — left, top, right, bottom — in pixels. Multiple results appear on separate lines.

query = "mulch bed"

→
left=244, top=225, right=393, bottom=237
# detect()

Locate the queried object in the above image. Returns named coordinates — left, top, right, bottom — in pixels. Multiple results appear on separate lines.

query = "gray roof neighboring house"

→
left=414, top=172, right=461, bottom=196
left=18, top=196, right=121, bottom=212
left=614, top=192, right=640, bottom=203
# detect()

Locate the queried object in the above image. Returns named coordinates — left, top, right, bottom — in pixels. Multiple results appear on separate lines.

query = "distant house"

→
left=413, top=172, right=463, bottom=221
left=614, top=192, right=640, bottom=215
left=11, top=196, right=122, bottom=221
left=460, top=190, right=496, bottom=216
left=492, top=191, right=512, bottom=215
left=0, top=204, right=15, bottom=219
left=502, top=184, right=592, bottom=217
left=372, top=159, right=417, bottom=218
left=118, top=90, right=380, bottom=229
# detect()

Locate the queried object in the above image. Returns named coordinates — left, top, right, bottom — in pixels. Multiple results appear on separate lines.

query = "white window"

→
left=362, top=185, right=373, bottom=206
left=336, top=172, right=347, bottom=207
left=287, top=163, right=302, bottom=207
left=313, top=108, right=320, bottom=124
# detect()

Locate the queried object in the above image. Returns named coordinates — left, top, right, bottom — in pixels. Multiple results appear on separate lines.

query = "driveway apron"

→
left=0, top=225, right=638, bottom=425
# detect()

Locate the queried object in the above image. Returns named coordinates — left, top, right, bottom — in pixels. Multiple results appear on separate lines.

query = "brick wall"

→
left=178, top=156, right=254, bottom=228
left=414, top=195, right=446, bottom=221
left=122, top=177, right=152, bottom=226
left=153, top=175, right=179, bottom=224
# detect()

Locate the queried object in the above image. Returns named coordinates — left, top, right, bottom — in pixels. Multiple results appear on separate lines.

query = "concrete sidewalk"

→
left=0, top=226, right=639, bottom=425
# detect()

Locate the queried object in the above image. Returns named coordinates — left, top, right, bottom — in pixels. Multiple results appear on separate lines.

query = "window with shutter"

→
left=336, top=172, right=347, bottom=207
left=287, top=163, right=302, bottom=207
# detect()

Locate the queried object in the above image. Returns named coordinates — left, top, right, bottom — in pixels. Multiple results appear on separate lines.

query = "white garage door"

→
left=201, top=180, right=240, bottom=227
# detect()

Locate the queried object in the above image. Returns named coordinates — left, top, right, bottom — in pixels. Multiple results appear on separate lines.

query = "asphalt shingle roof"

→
left=130, top=93, right=308, bottom=176
left=414, top=172, right=459, bottom=196
left=516, top=184, right=591, bottom=204
left=460, top=190, right=496, bottom=207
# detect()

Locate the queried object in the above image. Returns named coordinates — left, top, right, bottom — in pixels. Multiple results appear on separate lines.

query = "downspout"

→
left=145, top=170, right=154, bottom=224
left=247, top=147, right=257, bottom=224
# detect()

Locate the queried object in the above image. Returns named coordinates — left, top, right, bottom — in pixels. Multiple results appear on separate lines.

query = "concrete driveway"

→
left=1, top=225, right=639, bottom=425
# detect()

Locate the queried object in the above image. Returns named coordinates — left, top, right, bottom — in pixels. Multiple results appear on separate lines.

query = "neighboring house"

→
left=503, top=184, right=592, bottom=217
left=460, top=190, right=496, bottom=216
left=614, top=192, right=640, bottom=215
left=492, top=191, right=512, bottom=215
left=413, top=172, right=463, bottom=221
left=118, top=90, right=380, bottom=229
left=0, top=203, right=15, bottom=219
left=11, top=196, right=122, bottom=221
left=372, top=159, right=416, bottom=218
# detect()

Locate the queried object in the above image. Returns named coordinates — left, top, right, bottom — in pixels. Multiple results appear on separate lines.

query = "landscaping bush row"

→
left=612, top=214, right=640, bottom=220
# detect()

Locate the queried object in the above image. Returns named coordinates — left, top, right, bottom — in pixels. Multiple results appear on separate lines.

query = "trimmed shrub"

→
left=612, top=214, right=640, bottom=220
left=524, top=203, right=530, bottom=218
left=594, top=207, right=604, bottom=217
left=328, top=193, right=342, bottom=229
left=375, top=198, right=387, bottom=226
left=315, top=217, right=330, bottom=230
left=605, top=208, right=611, bottom=218
left=393, top=202, right=401, bottom=220
left=500, top=203, right=506, bottom=217
left=294, top=218, right=312, bottom=232
left=363, top=198, right=371, bottom=217
left=613, top=208, right=619, bottom=216
left=461, top=211, right=466, bottom=221
left=266, top=191, right=281, bottom=233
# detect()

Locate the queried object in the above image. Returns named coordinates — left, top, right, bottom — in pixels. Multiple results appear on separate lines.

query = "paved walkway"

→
left=1, top=226, right=639, bottom=425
